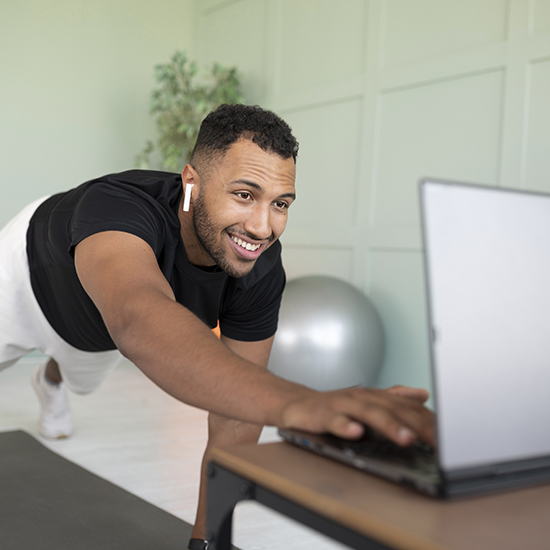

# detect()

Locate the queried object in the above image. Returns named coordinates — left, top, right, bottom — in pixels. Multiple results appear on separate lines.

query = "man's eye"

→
left=237, top=192, right=252, bottom=200
left=275, top=201, right=288, bottom=209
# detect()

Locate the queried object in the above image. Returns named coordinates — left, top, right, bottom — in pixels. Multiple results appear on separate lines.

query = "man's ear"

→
left=181, top=164, right=201, bottom=193
left=181, top=165, right=201, bottom=211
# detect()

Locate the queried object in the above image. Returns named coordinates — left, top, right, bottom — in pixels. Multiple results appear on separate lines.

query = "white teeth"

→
left=232, top=236, right=260, bottom=251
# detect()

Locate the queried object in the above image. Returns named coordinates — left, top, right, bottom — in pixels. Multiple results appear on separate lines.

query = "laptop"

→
left=279, top=178, right=550, bottom=498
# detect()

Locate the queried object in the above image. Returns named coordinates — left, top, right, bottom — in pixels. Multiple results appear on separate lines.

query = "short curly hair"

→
left=190, top=104, right=299, bottom=178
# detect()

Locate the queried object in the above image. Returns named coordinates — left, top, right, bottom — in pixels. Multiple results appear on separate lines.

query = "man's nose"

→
left=244, top=204, right=272, bottom=241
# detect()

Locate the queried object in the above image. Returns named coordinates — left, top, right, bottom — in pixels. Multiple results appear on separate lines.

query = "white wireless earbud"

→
left=183, top=183, right=194, bottom=212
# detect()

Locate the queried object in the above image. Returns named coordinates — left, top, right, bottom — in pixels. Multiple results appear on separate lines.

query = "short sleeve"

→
left=68, top=182, right=165, bottom=256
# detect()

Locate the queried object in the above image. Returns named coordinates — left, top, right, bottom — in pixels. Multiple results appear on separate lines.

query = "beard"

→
left=192, top=192, right=257, bottom=278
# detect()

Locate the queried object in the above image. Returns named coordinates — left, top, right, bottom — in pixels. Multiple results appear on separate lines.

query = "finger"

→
left=337, top=389, right=435, bottom=445
left=386, top=385, right=430, bottom=403
left=329, top=392, right=420, bottom=445
left=325, top=414, right=365, bottom=439
left=383, top=398, right=436, bottom=444
left=282, top=401, right=365, bottom=439
left=355, top=404, right=417, bottom=445
left=317, top=404, right=410, bottom=444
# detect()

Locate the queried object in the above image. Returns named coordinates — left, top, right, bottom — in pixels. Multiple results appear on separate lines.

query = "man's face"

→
left=191, top=139, right=296, bottom=278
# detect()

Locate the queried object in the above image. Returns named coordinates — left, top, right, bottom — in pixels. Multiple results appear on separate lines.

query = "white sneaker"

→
left=31, top=363, right=73, bottom=439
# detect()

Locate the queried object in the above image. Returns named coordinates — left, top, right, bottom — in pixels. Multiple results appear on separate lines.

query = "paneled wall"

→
left=193, top=0, right=550, bottom=391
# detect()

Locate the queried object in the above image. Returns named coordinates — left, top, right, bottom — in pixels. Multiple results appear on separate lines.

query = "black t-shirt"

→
left=26, top=170, right=286, bottom=352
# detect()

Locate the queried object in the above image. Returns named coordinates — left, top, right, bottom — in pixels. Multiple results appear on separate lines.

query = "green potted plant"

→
left=137, top=51, right=244, bottom=171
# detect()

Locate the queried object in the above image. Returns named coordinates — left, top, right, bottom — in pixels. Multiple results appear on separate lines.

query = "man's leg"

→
left=0, top=195, right=65, bottom=439
left=45, top=358, right=62, bottom=384
left=0, top=197, right=50, bottom=374
left=0, top=195, right=120, bottom=438
left=31, top=345, right=122, bottom=439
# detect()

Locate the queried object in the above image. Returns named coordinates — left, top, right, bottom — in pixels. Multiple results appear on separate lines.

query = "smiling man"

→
left=0, top=104, right=433, bottom=549
left=183, top=136, right=296, bottom=278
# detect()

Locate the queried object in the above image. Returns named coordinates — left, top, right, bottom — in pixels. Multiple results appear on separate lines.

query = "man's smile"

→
left=227, top=232, right=267, bottom=260
left=230, top=234, right=261, bottom=251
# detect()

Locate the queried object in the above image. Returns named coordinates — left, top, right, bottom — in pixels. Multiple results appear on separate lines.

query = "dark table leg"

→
left=206, top=463, right=254, bottom=550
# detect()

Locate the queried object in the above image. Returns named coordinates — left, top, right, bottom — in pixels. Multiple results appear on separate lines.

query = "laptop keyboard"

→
left=326, top=430, right=437, bottom=474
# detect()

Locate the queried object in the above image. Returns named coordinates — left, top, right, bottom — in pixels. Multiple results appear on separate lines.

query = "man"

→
left=0, top=104, right=433, bottom=549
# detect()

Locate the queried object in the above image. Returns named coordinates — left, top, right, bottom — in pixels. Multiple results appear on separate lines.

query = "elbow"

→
left=102, top=304, right=143, bottom=362
left=106, top=317, right=133, bottom=360
left=101, top=292, right=172, bottom=365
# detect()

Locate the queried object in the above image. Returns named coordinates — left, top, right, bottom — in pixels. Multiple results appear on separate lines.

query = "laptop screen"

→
left=421, top=180, right=550, bottom=471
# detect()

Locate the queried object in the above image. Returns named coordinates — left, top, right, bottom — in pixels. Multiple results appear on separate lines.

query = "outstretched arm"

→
left=74, top=230, right=434, bottom=444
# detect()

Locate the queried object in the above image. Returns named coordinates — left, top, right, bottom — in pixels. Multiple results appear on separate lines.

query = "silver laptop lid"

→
left=420, top=179, right=550, bottom=472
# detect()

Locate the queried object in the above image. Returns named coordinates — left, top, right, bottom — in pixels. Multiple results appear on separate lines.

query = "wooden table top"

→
left=211, top=442, right=550, bottom=550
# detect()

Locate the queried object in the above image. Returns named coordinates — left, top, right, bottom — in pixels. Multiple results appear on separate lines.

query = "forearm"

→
left=111, top=290, right=313, bottom=427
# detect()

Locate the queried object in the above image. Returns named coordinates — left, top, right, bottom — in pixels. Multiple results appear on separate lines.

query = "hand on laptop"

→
left=281, top=385, right=435, bottom=447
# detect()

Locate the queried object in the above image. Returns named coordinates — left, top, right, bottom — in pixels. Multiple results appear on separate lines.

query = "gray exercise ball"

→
left=268, top=275, right=385, bottom=391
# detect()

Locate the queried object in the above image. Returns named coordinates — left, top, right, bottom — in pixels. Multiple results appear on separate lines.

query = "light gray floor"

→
left=0, top=357, right=348, bottom=550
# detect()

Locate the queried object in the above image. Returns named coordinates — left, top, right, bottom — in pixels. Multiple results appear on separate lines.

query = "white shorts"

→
left=0, top=197, right=122, bottom=394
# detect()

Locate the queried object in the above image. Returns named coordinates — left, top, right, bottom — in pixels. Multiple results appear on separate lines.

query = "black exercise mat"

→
left=0, top=430, right=193, bottom=549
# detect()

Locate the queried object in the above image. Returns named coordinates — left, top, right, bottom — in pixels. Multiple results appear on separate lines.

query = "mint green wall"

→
left=3, top=0, right=550, bottom=394
left=0, top=0, right=195, bottom=226
left=192, top=0, right=550, bottom=393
